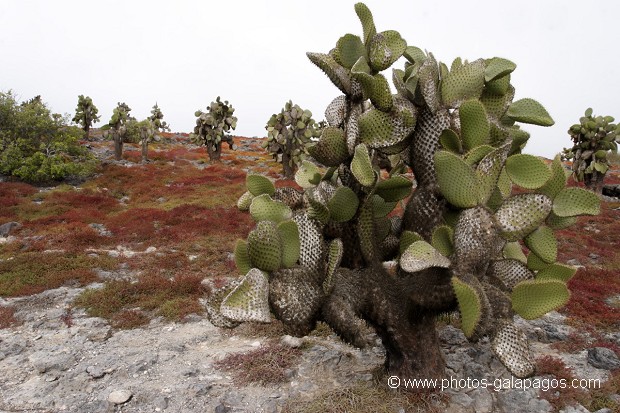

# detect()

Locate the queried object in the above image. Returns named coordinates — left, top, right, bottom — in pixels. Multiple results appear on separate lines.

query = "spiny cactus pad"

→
left=506, top=98, right=554, bottom=126
left=538, top=155, right=567, bottom=199
left=434, top=150, right=479, bottom=208
left=249, top=194, right=293, bottom=223
left=536, top=263, right=577, bottom=283
left=484, top=57, right=516, bottom=82
left=375, top=175, right=412, bottom=202
left=502, top=242, right=527, bottom=263
left=246, top=174, right=276, bottom=197
left=487, top=259, right=534, bottom=290
left=511, top=279, right=570, bottom=320
left=247, top=221, right=282, bottom=272
left=326, top=186, right=359, bottom=222
left=400, top=241, right=451, bottom=272
left=351, top=144, right=376, bottom=187
left=221, top=268, right=271, bottom=323
left=491, top=321, right=535, bottom=378
left=505, top=154, right=551, bottom=189
left=495, top=194, right=553, bottom=241
left=524, top=226, right=557, bottom=264
left=237, top=191, right=254, bottom=211
left=295, top=160, right=322, bottom=189
left=459, top=99, right=490, bottom=150
left=552, top=187, right=601, bottom=217
left=431, top=225, right=454, bottom=257
left=277, top=220, right=300, bottom=268
left=234, top=239, right=251, bottom=275
left=308, top=127, right=349, bottom=167
left=440, top=59, right=485, bottom=107
left=451, top=276, right=482, bottom=338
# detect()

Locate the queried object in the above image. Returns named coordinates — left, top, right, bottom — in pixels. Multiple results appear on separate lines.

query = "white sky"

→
left=1, top=0, right=618, bottom=158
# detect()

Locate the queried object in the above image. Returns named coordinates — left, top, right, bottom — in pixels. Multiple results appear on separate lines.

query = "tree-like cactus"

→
left=104, top=102, right=134, bottom=161
left=72, top=95, right=100, bottom=139
left=191, top=97, right=237, bottom=161
left=206, top=3, right=601, bottom=384
left=562, top=108, right=619, bottom=193
left=264, top=101, right=321, bottom=179
left=139, top=103, right=171, bottom=163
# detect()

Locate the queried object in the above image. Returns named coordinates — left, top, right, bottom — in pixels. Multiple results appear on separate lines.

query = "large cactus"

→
left=207, top=3, right=601, bottom=383
left=264, top=101, right=321, bottom=178
left=71, top=95, right=100, bottom=139
left=139, top=103, right=171, bottom=163
left=105, top=102, right=133, bottom=161
left=191, top=96, right=237, bottom=161
left=562, top=108, right=619, bottom=193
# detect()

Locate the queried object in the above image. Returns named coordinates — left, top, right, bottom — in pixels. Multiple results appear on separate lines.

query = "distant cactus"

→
left=562, top=108, right=619, bottom=193
left=191, top=97, right=237, bottom=161
left=139, top=103, right=171, bottom=163
left=105, top=102, right=134, bottom=161
left=71, top=95, right=100, bottom=139
left=264, top=101, right=321, bottom=178
left=205, top=3, right=601, bottom=384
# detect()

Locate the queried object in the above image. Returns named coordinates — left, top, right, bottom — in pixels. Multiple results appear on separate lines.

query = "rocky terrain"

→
left=1, top=135, right=619, bottom=413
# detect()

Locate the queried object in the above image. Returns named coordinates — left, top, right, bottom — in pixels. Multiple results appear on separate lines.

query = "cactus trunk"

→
left=207, top=143, right=222, bottom=162
left=141, top=130, right=148, bottom=164
left=113, top=131, right=123, bottom=161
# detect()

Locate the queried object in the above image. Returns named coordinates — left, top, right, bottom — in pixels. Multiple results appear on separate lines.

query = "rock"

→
left=281, top=335, right=303, bottom=348
left=587, top=347, right=620, bottom=370
left=560, top=404, right=590, bottom=413
left=28, top=351, right=75, bottom=374
left=602, top=184, right=620, bottom=198
left=495, top=388, right=553, bottom=413
left=594, top=408, right=612, bottom=413
left=108, top=389, right=133, bottom=404
left=0, top=221, right=21, bottom=237
left=470, top=389, right=494, bottom=413
left=215, top=404, right=232, bottom=413
left=439, top=325, right=468, bottom=345
left=566, top=259, right=582, bottom=267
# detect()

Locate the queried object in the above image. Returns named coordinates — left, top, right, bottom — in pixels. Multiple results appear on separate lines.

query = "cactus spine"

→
left=562, top=108, right=619, bottom=193
left=191, top=97, right=237, bottom=161
left=264, top=101, right=321, bottom=178
left=207, top=3, right=601, bottom=384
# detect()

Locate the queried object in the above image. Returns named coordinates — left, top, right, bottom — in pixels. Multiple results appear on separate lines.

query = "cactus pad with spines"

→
left=221, top=268, right=271, bottom=323
left=491, top=321, right=534, bottom=378
left=487, top=259, right=534, bottom=290
left=495, top=194, right=553, bottom=241
left=524, top=226, right=557, bottom=264
left=451, top=276, right=482, bottom=338
left=552, top=187, right=601, bottom=217
left=536, top=264, right=577, bottom=283
left=400, top=241, right=451, bottom=272
left=246, top=221, right=282, bottom=272
left=434, top=150, right=479, bottom=208
left=506, top=98, right=554, bottom=126
left=511, top=279, right=570, bottom=320
left=505, top=154, right=551, bottom=189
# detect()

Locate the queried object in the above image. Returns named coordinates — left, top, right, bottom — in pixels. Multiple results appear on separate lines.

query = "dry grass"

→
left=0, top=306, right=20, bottom=329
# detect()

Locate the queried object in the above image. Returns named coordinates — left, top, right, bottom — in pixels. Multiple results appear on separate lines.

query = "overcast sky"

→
left=1, top=0, right=618, bottom=158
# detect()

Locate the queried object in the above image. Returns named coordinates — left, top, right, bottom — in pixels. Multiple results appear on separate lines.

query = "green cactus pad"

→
left=400, top=241, right=451, bottom=272
left=308, top=127, right=349, bottom=167
left=307, top=196, right=331, bottom=224
left=488, top=259, right=534, bottom=290
left=354, top=2, right=376, bottom=47
left=497, top=167, right=512, bottom=197
left=476, top=143, right=511, bottom=204
left=538, top=155, right=567, bottom=199
left=369, top=194, right=395, bottom=218
left=502, top=242, right=527, bottom=263
left=536, top=263, right=577, bottom=283
left=369, top=73, right=393, bottom=112
left=334, top=34, right=367, bottom=69
left=403, top=45, right=426, bottom=64
left=221, top=268, right=271, bottom=323
left=439, top=129, right=462, bottom=153
left=357, top=199, right=376, bottom=262
left=375, top=175, right=412, bottom=202
left=359, top=100, right=416, bottom=153
left=505, top=154, right=551, bottom=189
left=484, top=57, right=516, bottom=82
left=247, top=221, right=282, bottom=272
left=506, top=98, right=554, bottom=126
left=249, top=194, right=293, bottom=223
left=495, top=194, right=553, bottom=241
left=368, top=30, right=406, bottom=72
left=399, top=230, right=423, bottom=254
left=460, top=99, right=490, bottom=151
left=492, top=320, right=535, bottom=379
left=451, top=276, right=482, bottom=338
left=306, top=52, right=352, bottom=96
left=234, top=239, right=251, bottom=276
left=481, top=85, right=514, bottom=119
left=327, top=186, right=359, bottom=222
left=431, top=225, right=454, bottom=257
left=434, top=150, right=480, bottom=208
left=511, top=279, right=570, bottom=320
left=325, top=95, right=347, bottom=127
left=552, top=187, right=601, bottom=217
left=237, top=191, right=254, bottom=211
left=351, top=144, right=376, bottom=187
left=526, top=250, right=551, bottom=271
left=324, top=238, right=344, bottom=294
left=277, top=220, right=300, bottom=268
left=246, top=174, right=276, bottom=197
left=295, top=160, right=322, bottom=189
left=464, top=145, right=494, bottom=166
left=524, top=226, right=557, bottom=264
left=417, top=53, right=440, bottom=113
left=546, top=212, right=577, bottom=230
left=440, top=59, right=486, bottom=107
left=485, top=74, right=511, bottom=96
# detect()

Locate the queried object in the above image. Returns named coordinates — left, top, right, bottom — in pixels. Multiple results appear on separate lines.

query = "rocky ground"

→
left=1, top=280, right=618, bottom=413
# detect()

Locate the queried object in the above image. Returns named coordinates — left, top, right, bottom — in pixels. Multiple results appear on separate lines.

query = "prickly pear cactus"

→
left=149, top=103, right=170, bottom=133
left=191, top=97, right=237, bottom=161
left=562, top=108, right=619, bottom=193
left=72, top=95, right=100, bottom=139
left=105, top=102, right=133, bottom=161
left=206, top=2, right=601, bottom=383
left=264, top=101, right=321, bottom=179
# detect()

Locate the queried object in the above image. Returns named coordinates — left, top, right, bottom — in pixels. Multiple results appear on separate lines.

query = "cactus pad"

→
left=400, top=241, right=451, bottom=272
left=234, top=239, right=251, bottom=275
left=526, top=250, right=551, bottom=272
left=506, top=98, right=554, bottom=126
left=375, top=175, right=412, bottom=202
left=538, top=155, right=567, bottom=199
left=399, top=230, right=423, bottom=254
left=459, top=99, right=490, bottom=151
left=237, top=191, right=254, bottom=211
left=221, top=268, right=271, bottom=323
left=354, top=2, right=376, bottom=47
left=440, top=59, right=485, bottom=107
left=451, top=276, right=482, bottom=338
left=277, top=220, right=300, bottom=268
left=487, top=259, right=533, bottom=290
left=249, top=194, right=293, bottom=223
left=495, top=194, right=553, bottom=241
left=536, top=263, right=577, bottom=283
left=368, top=30, right=406, bottom=72
left=247, top=221, right=282, bottom=272
left=327, top=186, right=359, bottom=222
left=431, top=225, right=454, bottom=257
left=505, top=154, right=551, bottom=189
left=295, top=160, right=322, bottom=189
left=511, top=279, right=570, bottom=320
left=351, top=144, right=376, bottom=187
left=359, top=97, right=416, bottom=154
left=417, top=53, right=441, bottom=113
left=324, top=239, right=344, bottom=294
left=552, top=187, right=601, bottom=217
left=246, top=174, right=275, bottom=197
left=334, top=34, right=366, bottom=69
left=491, top=320, right=534, bottom=378
left=439, top=129, right=462, bottom=153
left=484, top=57, right=516, bottom=82
left=369, top=73, right=393, bottom=112
left=371, top=194, right=396, bottom=218
left=293, top=212, right=325, bottom=273
left=308, top=127, right=349, bottom=167
left=476, top=143, right=510, bottom=204
left=464, top=145, right=494, bottom=166
left=524, top=226, right=557, bottom=264
left=502, top=242, right=527, bottom=263
left=546, top=212, right=577, bottom=230
left=307, top=52, right=352, bottom=96
left=434, top=150, right=479, bottom=208
left=325, top=95, right=347, bottom=127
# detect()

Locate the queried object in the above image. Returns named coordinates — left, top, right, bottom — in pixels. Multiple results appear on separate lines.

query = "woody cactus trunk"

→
left=206, top=3, right=601, bottom=384
left=106, top=102, right=133, bottom=161
left=191, top=97, right=237, bottom=162
left=264, top=101, right=321, bottom=179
